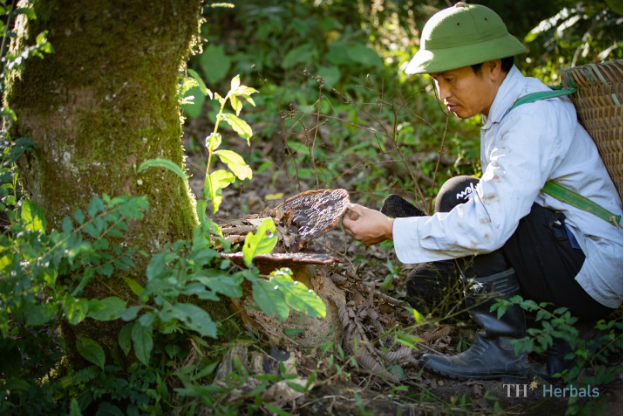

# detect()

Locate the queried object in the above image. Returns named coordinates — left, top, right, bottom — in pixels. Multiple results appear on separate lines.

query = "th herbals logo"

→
left=542, top=383, right=599, bottom=398
left=503, top=381, right=600, bottom=398
left=503, top=381, right=539, bottom=397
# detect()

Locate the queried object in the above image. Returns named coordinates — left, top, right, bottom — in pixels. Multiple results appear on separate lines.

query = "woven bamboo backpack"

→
left=504, top=60, right=622, bottom=225
left=560, top=60, right=623, bottom=202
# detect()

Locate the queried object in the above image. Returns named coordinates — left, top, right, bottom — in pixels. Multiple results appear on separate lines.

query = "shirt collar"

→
left=481, top=65, right=525, bottom=129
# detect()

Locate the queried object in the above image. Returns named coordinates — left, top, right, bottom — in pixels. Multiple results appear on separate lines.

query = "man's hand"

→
left=342, top=203, right=394, bottom=246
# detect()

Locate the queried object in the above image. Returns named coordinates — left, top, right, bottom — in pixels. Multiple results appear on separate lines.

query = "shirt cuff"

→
left=392, top=217, right=425, bottom=264
left=392, top=216, right=460, bottom=264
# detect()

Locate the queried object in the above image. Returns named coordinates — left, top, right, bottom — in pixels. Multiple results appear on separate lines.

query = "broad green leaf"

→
left=233, top=86, right=258, bottom=109
left=122, top=277, right=144, bottom=297
left=172, top=303, right=217, bottom=338
left=0, top=254, right=12, bottom=272
left=221, top=113, right=253, bottom=144
left=271, top=269, right=326, bottom=318
left=83, top=223, right=100, bottom=238
left=137, top=158, right=188, bottom=183
left=21, top=199, right=46, bottom=232
left=115, top=305, right=144, bottom=321
left=196, top=199, right=209, bottom=225
left=63, top=296, right=89, bottom=325
left=346, top=43, right=383, bottom=67
left=15, top=7, right=37, bottom=19
left=87, top=195, right=104, bottom=218
left=187, top=68, right=213, bottom=99
left=326, top=43, right=353, bottom=65
left=131, top=324, right=153, bottom=366
left=252, top=279, right=289, bottom=322
left=26, top=302, right=57, bottom=326
left=242, top=218, right=277, bottom=267
left=76, top=337, right=106, bottom=370
left=214, top=150, right=252, bottom=180
left=180, top=282, right=218, bottom=300
left=204, top=169, right=235, bottom=214
left=316, top=66, right=341, bottom=86
left=241, top=94, right=256, bottom=108
left=230, top=74, right=240, bottom=91
left=88, top=297, right=127, bottom=321
left=205, top=132, right=222, bottom=152
left=138, top=311, right=156, bottom=327
left=199, top=45, right=231, bottom=84
left=282, top=44, right=315, bottom=69
left=62, top=216, right=73, bottom=233
left=193, top=270, right=243, bottom=298
left=182, top=85, right=205, bottom=119
left=319, top=17, right=337, bottom=31
left=118, top=323, right=134, bottom=356
left=41, top=268, right=58, bottom=288
left=96, top=402, right=124, bottom=416
left=230, top=95, right=242, bottom=116
left=297, top=168, right=312, bottom=179
left=192, top=223, right=212, bottom=252
left=72, top=267, right=94, bottom=296
left=74, top=208, right=85, bottom=224
left=233, top=86, right=259, bottom=95
left=195, top=200, right=222, bottom=237
left=95, top=262, right=113, bottom=277
left=387, top=364, right=404, bottom=380
left=146, top=252, right=168, bottom=281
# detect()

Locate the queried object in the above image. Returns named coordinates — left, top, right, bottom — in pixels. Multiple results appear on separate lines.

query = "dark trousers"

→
left=405, top=176, right=614, bottom=322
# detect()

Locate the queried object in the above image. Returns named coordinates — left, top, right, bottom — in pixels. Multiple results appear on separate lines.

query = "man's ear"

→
left=487, top=59, right=503, bottom=82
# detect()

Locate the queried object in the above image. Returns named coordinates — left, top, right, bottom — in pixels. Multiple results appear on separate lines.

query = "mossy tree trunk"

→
left=5, top=0, right=239, bottom=355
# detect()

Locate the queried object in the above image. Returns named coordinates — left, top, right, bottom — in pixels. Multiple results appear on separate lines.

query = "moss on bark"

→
left=4, top=0, right=242, bottom=356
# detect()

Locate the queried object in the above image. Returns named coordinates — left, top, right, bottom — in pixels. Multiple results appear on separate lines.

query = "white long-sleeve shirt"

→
left=393, top=66, right=623, bottom=308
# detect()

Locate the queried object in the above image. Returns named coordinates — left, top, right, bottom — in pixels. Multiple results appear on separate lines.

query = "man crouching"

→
left=342, top=3, right=622, bottom=381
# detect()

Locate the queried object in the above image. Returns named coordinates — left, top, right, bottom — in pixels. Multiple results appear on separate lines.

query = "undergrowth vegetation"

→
left=1, top=0, right=622, bottom=415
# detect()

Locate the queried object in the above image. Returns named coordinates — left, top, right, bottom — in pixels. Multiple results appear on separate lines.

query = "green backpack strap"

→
left=506, top=87, right=622, bottom=228
left=542, top=181, right=621, bottom=227
left=503, top=88, right=577, bottom=117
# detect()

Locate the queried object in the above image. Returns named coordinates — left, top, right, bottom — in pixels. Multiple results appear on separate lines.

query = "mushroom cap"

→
left=276, top=189, right=350, bottom=251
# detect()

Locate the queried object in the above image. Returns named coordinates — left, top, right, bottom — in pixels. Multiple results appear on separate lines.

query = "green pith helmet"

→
left=405, top=2, right=527, bottom=75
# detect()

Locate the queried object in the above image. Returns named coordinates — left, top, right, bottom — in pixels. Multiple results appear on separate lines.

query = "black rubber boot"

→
left=420, top=268, right=529, bottom=382
left=380, top=194, right=425, bottom=218
left=546, top=337, right=574, bottom=378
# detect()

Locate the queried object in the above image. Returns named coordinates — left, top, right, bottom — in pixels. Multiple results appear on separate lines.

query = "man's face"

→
left=430, top=65, right=499, bottom=119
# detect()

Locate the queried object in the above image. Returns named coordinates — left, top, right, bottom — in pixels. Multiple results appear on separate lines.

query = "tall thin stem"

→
left=205, top=94, right=229, bottom=209
left=0, top=0, right=17, bottom=70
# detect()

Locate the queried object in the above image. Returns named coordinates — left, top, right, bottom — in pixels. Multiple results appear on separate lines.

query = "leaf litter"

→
left=195, top=189, right=483, bottom=413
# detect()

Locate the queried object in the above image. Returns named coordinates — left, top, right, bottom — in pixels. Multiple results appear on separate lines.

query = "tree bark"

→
left=4, top=0, right=239, bottom=354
